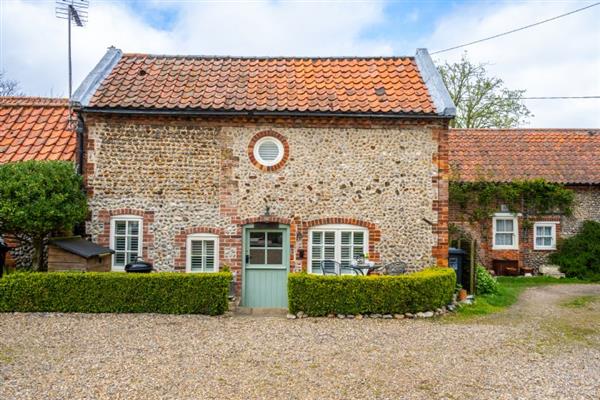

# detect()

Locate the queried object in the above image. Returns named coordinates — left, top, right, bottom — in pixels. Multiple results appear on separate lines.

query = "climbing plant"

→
left=450, top=178, right=574, bottom=235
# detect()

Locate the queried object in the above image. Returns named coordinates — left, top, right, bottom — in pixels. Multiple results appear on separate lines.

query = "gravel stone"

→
left=1, top=284, right=599, bottom=399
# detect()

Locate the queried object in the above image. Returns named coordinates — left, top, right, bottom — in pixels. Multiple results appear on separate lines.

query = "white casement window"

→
left=110, top=216, right=143, bottom=271
left=186, top=234, right=219, bottom=273
left=534, top=222, right=557, bottom=250
left=492, top=214, right=519, bottom=250
left=308, top=224, right=368, bottom=274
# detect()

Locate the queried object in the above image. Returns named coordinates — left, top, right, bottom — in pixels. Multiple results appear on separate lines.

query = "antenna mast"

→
left=55, top=0, right=89, bottom=100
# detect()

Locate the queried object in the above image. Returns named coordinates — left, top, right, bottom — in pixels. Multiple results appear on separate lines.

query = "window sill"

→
left=492, top=246, right=519, bottom=251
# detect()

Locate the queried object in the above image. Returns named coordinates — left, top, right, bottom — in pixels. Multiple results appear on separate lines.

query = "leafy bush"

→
left=288, top=267, right=455, bottom=316
left=0, top=160, right=88, bottom=270
left=476, top=265, right=499, bottom=295
left=0, top=272, right=231, bottom=315
left=550, top=220, right=600, bottom=281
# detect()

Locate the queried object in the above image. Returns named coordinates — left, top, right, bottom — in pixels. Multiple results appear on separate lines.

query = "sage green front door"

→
left=242, top=226, right=289, bottom=308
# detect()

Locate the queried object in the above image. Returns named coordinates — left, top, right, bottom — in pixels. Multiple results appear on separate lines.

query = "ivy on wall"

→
left=450, top=178, right=575, bottom=241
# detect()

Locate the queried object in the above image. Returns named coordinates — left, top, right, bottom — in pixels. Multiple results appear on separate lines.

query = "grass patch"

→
left=561, top=295, right=600, bottom=309
left=0, top=345, right=14, bottom=364
left=452, top=276, right=588, bottom=320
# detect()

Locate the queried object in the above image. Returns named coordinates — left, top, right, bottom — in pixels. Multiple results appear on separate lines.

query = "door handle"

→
left=245, top=255, right=250, bottom=264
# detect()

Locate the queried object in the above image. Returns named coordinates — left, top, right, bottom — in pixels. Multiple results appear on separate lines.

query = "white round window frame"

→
left=253, top=136, right=285, bottom=167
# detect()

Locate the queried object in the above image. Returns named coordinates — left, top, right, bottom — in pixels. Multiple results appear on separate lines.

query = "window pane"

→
left=205, top=256, right=215, bottom=271
left=341, top=246, right=350, bottom=259
left=312, top=232, right=322, bottom=245
left=115, top=236, right=126, bottom=251
left=496, top=219, right=505, bottom=231
left=205, top=240, right=214, bottom=257
left=353, top=246, right=363, bottom=258
left=115, top=252, right=125, bottom=266
left=115, top=221, right=126, bottom=235
left=536, top=226, right=544, bottom=236
left=324, top=232, right=335, bottom=245
left=311, top=260, right=322, bottom=274
left=249, top=249, right=265, bottom=264
left=496, top=233, right=513, bottom=246
left=323, top=245, right=335, bottom=260
left=127, top=252, right=138, bottom=264
left=266, top=249, right=283, bottom=264
left=341, top=232, right=351, bottom=245
left=250, top=232, right=265, bottom=247
left=267, top=232, right=283, bottom=247
left=191, top=255, right=203, bottom=271
left=258, top=140, right=280, bottom=162
left=191, top=240, right=203, bottom=256
left=353, top=232, right=364, bottom=246
left=536, top=237, right=544, bottom=246
left=543, top=226, right=552, bottom=236
left=128, top=236, right=138, bottom=252
left=312, top=246, right=322, bottom=260
left=543, top=237, right=552, bottom=246
left=128, top=221, right=139, bottom=236
left=504, top=219, right=514, bottom=231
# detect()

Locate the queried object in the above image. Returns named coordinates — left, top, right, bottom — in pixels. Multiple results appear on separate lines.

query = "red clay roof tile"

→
left=0, top=97, right=75, bottom=164
left=88, top=54, right=436, bottom=115
left=449, top=129, right=600, bottom=185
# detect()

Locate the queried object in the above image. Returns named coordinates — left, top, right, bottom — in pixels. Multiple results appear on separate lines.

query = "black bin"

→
left=449, top=247, right=471, bottom=292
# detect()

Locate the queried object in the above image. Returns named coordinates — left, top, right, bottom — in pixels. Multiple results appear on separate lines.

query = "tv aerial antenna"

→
left=55, top=0, right=89, bottom=100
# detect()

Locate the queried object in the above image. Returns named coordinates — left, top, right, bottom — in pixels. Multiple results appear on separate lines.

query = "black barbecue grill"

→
left=125, top=258, right=154, bottom=273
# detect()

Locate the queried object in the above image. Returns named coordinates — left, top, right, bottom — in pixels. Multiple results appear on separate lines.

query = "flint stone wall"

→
left=84, top=115, right=447, bottom=277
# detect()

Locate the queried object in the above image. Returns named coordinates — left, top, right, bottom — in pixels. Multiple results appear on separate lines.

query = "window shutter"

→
left=258, top=140, right=280, bottom=162
left=190, top=240, right=203, bottom=272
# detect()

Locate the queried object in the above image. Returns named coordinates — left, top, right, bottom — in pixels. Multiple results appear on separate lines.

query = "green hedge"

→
left=288, top=267, right=455, bottom=316
left=0, top=272, right=231, bottom=315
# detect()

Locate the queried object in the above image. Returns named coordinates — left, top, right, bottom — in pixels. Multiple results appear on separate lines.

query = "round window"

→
left=253, top=136, right=284, bottom=167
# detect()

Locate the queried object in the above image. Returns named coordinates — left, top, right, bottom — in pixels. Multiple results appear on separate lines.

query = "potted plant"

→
left=456, top=283, right=468, bottom=301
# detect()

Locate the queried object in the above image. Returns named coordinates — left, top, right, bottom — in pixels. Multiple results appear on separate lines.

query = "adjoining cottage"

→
left=0, top=97, right=76, bottom=269
left=449, top=128, right=600, bottom=275
left=71, top=47, right=455, bottom=307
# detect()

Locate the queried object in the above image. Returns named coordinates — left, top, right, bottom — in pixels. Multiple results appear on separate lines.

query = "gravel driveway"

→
left=1, top=284, right=599, bottom=400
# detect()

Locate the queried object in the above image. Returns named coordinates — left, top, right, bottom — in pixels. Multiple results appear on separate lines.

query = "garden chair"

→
left=382, top=261, right=408, bottom=276
left=320, top=260, right=363, bottom=276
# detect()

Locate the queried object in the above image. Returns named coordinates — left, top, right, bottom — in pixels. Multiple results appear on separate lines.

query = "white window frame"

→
left=253, top=136, right=284, bottom=167
left=492, top=214, right=519, bottom=250
left=533, top=222, right=557, bottom=250
left=307, top=224, right=369, bottom=274
left=186, top=233, right=220, bottom=273
left=110, top=215, right=143, bottom=271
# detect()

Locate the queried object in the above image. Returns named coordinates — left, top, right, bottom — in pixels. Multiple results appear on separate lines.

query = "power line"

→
left=521, top=96, right=600, bottom=100
left=431, top=2, right=600, bottom=55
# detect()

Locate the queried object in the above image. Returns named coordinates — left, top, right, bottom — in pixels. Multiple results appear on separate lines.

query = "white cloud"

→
left=1, top=0, right=598, bottom=128
left=0, top=0, right=390, bottom=97
left=424, top=1, right=600, bottom=128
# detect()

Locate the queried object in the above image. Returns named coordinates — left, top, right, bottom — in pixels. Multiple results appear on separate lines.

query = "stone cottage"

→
left=0, top=97, right=76, bottom=269
left=449, top=128, right=600, bottom=275
left=72, top=47, right=455, bottom=307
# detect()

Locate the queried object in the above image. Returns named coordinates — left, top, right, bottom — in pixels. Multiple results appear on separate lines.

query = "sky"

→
left=0, top=0, right=599, bottom=128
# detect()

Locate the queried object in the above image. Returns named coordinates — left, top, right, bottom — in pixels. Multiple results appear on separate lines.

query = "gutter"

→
left=80, top=107, right=454, bottom=120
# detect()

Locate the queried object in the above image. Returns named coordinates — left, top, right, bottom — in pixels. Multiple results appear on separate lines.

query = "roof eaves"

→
left=72, top=46, right=122, bottom=108
left=80, top=107, right=450, bottom=119
left=414, top=48, right=456, bottom=117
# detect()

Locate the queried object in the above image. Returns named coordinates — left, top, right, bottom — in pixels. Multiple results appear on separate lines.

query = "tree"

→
left=0, top=161, right=88, bottom=271
left=438, top=54, right=532, bottom=128
left=0, top=72, right=24, bottom=97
